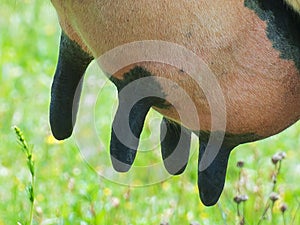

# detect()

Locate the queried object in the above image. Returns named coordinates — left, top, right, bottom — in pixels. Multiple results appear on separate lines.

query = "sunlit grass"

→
left=1, top=1, right=299, bottom=224
left=14, top=126, right=35, bottom=225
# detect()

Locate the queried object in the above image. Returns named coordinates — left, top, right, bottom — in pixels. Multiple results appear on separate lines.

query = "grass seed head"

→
left=269, top=192, right=280, bottom=202
left=280, top=203, right=288, bottom=213
left=271, top=152, right=287, bottom=165
left=234, top=194, right=249, bottom=204
left=237, top=161, right=245, bottom=168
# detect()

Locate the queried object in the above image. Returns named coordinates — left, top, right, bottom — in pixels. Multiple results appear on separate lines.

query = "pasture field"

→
left=0, top=1, right=299, bottom=224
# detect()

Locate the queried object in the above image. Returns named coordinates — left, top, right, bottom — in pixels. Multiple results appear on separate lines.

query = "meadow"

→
left=0, top=1, right=299, bottom=224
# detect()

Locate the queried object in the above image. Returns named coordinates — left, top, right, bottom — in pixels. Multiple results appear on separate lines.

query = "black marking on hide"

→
left=50, top=32, right=93, bottom=140
left=197, top=130, right=262, bottom=146
left=244, top=0, right=300, bottom=70
left=110, top=66, right=170, bottom=109
left=160, top=117, right=191, bottom=175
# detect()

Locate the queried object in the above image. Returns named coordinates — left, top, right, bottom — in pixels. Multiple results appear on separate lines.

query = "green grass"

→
left=0, top=1, right=299, bottom=224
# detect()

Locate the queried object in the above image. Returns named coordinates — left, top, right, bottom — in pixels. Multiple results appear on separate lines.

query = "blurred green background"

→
left=0, top=1, right=299, bottom=224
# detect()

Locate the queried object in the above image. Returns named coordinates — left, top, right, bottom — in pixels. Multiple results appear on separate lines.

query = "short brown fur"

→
left=51, top=0, right=300, bottom=139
